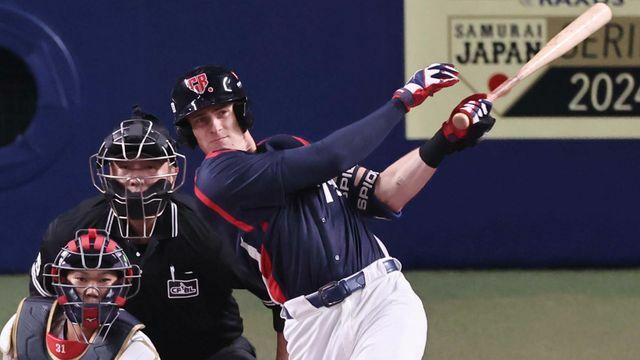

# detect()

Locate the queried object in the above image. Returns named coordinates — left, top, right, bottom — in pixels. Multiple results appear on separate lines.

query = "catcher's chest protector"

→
left=15, top=297, right=141, bottom=360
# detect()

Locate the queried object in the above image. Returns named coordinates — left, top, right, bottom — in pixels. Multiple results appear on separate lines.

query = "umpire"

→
left=29, top=107, right=283, bottom=360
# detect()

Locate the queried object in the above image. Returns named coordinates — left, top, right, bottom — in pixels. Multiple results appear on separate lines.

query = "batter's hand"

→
left=393, top=63, right=459, bottom=112
left=442, top=93, right=494, bottom=146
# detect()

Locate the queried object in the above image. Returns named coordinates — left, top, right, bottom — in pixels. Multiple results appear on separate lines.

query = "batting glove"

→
left=393, top=63, right=460, bottom=112
left=418, top=93, right=495, bottom=168
left=442, top=93, right=495, bottom=142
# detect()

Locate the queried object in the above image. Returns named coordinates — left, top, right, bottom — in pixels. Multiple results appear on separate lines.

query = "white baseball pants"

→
left=282, top=258, right=427, bottom=360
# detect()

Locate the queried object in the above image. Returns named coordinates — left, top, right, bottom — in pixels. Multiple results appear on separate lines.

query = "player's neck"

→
left=244, top=131, right=257, bottom=152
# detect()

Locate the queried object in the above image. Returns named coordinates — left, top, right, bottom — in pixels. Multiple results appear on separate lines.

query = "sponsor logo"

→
left=357, top=171, right=379, bottom=211
left=449, top=17, right=547, bottom=118
left=167, top=278, right=199, bottom=299
left=338, top=166, right=356, bottom=196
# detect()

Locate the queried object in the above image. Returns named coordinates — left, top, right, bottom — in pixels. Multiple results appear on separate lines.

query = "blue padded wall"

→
left=0, top=0, right=637, bottom=272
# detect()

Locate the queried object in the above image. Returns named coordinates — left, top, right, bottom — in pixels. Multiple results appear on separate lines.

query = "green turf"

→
left=2, top=270, right=639, bottom=359
left=405, top=270, right=640, bottom=360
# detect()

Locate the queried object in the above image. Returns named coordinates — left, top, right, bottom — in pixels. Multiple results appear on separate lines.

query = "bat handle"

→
left=451, top=93, right=496, bottom=130
left=451, top=112, right=471, bottom=130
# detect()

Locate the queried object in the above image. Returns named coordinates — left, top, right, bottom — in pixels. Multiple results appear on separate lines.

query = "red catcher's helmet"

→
left=45, top=229, right=141, bottom=344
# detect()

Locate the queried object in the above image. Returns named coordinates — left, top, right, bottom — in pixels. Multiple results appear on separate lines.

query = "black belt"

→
left=305, top=259, right=399, bottom=308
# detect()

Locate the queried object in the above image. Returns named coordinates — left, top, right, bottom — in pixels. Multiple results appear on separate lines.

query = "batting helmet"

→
left=170, top=65, right=253, bottom=148
left=45, top=229, right=141, bottom=343
left=90, top=106, right=186, bottom=238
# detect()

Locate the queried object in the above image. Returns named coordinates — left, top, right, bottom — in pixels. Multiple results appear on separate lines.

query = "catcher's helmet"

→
left=170, top=65, right=253, bottom=147
left=45, top=229, right=141, bottom=344
left=90, top=106, right=186, bottom=238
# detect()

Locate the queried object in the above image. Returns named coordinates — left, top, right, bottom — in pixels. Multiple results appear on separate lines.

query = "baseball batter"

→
left=169, top=64, right=495, bottom=359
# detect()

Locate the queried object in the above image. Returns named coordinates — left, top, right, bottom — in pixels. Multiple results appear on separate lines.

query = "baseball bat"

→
left=452, top=3, right=612, bottom=129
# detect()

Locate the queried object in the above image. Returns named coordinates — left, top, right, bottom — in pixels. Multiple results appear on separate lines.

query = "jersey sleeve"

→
left=196, top=100, right=406, bottom=209
left=277, top=100, right=406, bottom=192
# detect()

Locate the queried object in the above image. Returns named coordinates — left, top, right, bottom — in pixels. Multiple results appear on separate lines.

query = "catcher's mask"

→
left=90, top=108, right=186, bottom=238
left=44, top=229, right=141, bottom=344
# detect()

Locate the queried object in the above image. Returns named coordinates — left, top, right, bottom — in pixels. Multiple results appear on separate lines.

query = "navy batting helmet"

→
left=170, top=65, right=253, bottom=148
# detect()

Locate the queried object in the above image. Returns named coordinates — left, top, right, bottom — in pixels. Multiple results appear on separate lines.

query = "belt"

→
left=305, top=259, right=399, bottom=308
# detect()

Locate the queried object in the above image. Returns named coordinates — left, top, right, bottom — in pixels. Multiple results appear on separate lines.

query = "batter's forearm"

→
left=375, top=148, right=437, bottom=212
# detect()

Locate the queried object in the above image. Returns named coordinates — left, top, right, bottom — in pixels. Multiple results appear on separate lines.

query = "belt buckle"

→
left=318, top=281, right=346, bottom=307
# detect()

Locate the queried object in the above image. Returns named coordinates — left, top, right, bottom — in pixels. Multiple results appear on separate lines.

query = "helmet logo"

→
left=185, top=73, right=209, bottom=95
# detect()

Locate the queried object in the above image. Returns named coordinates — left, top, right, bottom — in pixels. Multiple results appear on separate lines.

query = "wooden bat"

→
left=452, top=3, right=612, bottom=129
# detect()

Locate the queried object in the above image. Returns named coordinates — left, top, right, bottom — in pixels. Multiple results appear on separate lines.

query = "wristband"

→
left=418, top=129, right=454, bottom=168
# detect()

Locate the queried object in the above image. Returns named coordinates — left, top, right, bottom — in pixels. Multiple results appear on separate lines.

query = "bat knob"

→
left=451, top=113, right=470, bottom=130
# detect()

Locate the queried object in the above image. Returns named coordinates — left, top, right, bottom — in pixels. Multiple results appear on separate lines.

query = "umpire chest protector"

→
left=14, top=297, right=142, bottom=360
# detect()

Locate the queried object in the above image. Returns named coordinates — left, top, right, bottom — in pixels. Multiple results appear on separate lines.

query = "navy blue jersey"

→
left=194, top=134, right=391, bottom=303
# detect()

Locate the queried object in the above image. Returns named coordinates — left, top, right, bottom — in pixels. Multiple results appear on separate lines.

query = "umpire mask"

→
left=90, top=113, right=186, bottom=238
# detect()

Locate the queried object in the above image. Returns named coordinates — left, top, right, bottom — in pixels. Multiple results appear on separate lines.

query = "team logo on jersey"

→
left=167, top=278, right=199, bottom=299
left=185, top=73, right=210, bottom=95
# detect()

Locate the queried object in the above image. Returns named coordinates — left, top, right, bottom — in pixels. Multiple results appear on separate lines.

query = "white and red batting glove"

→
left=442, top=93, right=494, bottom=142
left=393, top=63, right=459, bottom=111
